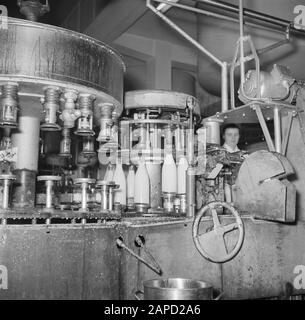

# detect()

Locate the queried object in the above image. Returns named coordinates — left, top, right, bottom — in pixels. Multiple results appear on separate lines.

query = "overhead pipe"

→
left=195, top=0, right=305, bottom=36
left=152, top=0, right=288, bottom=35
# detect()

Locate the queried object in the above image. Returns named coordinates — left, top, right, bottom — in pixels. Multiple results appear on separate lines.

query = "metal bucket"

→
left=136, top=278, right=222, bottom=300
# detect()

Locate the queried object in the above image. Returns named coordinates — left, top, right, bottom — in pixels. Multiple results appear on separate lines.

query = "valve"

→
left=59, top=128, right=72, bottom=158
left=75, top=93, right=95, bottom=137
left=96, top=103, right=114, bottom=142
left=192, top=201, right=244, bottom=263
left=60, top=89, right=81, bottom=128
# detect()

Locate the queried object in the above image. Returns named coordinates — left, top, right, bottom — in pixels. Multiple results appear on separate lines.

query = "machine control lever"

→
left=134, top=235, right=162, bottom=274
left=116, top=237, right=162, bottom=275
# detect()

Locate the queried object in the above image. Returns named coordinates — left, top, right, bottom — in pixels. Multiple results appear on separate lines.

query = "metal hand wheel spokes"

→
left=193, top=201, right=245, bottom=263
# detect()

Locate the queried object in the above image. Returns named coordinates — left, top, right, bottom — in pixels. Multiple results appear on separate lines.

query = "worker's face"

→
left=223, top=128, right=240, bottom=148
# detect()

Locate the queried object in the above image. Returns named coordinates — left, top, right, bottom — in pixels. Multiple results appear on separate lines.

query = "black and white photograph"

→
left=0, top=0, right=305, bottom=306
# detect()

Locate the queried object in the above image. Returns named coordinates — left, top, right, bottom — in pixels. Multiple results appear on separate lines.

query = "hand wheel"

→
left=192, top=201, right=245, bottom=263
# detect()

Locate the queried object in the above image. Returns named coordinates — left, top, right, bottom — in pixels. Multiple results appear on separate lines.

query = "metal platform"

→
left=205, top=101, right=298, bottom=124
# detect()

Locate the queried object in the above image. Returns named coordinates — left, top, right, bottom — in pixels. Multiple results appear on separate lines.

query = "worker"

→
left=222, top=123, right=241, bottom=153
left=222, top=123, right=243, bottom=204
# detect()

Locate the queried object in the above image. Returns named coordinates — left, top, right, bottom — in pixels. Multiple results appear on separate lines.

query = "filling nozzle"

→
left=133, top=124, right=150, bottom=151
left=60, top=89, right=81, bottom=129
left=59, top=128, right=72, bottom=158
left=75, top=93, right=96, bottom=137
left=80, top=136, right=96, bottom=160
left=97, top=103, right=115, bottom=143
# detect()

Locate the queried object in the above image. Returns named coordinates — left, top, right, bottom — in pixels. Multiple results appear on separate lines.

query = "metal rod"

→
left=195, top=0, right=302, bottom=33
left=152, top=0, right=237, bottom=23
left=221, top=62, right=228, bottom=112
left=117, top=238, right=162, bottom=275
left=109, top=188, right=114, bottom=211
left=135, top=235, right=163, bottom=275
left=257, top=39, right=289, bottom=56
left=147, top=0, right=223, bottom=66
left=154, top=0, right=290, bottom=36
left=81, top=183, right=88, bottom=211
left=101, top=186, right=108, bottom=211
left=186, top=167, right=196, bottom=219
left=187, top=110, right=194, bottom=166
left=274, top=107, right=282, bottom=153
left=45, top=181, right=53, bottom=209
left=239, top=0, right=245, bottom=84
left=230, top=43, right=239, bottom=109
left=282, top=112, right=293, bottom=156
left=237, top=20, right=264, bottom=101
left=255, top=106, right=276, bottom=152
left=2, top=180, right=10, bottom=210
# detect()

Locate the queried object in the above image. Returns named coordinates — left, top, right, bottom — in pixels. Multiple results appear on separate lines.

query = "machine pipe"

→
left=152, top=0, right=293, bottom=35
left=147, top=0, right=223, bottom=66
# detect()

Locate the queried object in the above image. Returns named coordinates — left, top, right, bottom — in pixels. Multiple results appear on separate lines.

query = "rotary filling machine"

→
left=1, top=0, right=305, bottom=300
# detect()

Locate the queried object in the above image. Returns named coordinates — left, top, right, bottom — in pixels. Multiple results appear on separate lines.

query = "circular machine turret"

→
left=0, top=15, right=125, bottom=219
left=119, top=90, right=201, bottom=216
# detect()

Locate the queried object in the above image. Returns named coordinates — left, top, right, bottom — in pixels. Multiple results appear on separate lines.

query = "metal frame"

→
left=147, top=0, right=297, bottom=110
left=147, top=0, right=298, bottom=155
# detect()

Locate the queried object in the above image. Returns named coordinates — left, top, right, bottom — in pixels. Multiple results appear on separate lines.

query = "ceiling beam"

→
left=84, top=0, right=148, bottom=43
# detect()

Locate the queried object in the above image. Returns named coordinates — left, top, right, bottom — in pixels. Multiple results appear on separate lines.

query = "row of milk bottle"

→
left=103, top=153, right=189, bottom=208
